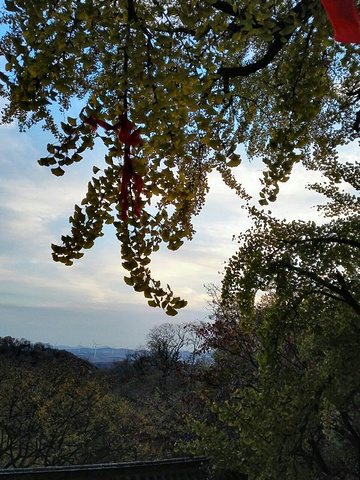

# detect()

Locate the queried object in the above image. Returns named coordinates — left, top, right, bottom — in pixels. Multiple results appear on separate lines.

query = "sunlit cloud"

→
left=0, top=123, right=356, bottom=348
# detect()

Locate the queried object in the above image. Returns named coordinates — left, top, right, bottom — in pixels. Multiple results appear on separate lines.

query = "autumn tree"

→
left=183, top=210, right=360, bottom=478
left=146, top=322, right=201, bottom=370
left=0, top=338, right=150, bottom=467
left=103, top=323, right=205, bottom=460
left=1, top=0, right=359, bottom=313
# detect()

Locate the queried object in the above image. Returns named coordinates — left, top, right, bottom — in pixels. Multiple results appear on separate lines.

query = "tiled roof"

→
left=0, top=457, right=247, bottom=480
left=0, top=457, right=209, bottom=480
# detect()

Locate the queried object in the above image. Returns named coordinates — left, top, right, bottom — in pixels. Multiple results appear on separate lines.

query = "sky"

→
left=0, top=107, right=354, bottom=349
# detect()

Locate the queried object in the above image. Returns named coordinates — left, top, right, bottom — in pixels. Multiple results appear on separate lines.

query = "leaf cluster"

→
left=0, top=0, right=359, bottom=311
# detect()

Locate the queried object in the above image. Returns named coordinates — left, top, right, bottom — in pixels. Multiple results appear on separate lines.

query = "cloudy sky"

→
left=1, top=104, right=351, bottom=349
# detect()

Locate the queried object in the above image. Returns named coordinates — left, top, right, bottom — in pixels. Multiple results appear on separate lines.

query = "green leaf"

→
left=61, top=122, right=74, bottom=135
left=38, top=157, right=56, bottom=166
left=279, top=24, right=295, bottom=36
left=51, top=166, right=65, bottom=177
left=67, top=117, right=77, bottom=126
left=148, top=300, right=158, bottom=307
left=71, top=153, right=82, bottom=162
left=165, top=306, right=178, bottom=316
left=227, top=155, right=241, bottom=168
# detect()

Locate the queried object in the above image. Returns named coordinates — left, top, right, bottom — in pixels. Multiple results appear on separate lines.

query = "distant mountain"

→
left=0, top=336, right=95, bottom=371
left=59, top=345, right=213, bottom=368
left=58, top=345, right=135, bottom=367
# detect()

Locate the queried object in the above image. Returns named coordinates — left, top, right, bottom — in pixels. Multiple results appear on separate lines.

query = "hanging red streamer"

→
left=85, top=113, right=142, bottom=221
left=321, top=0, right=360, bottom=44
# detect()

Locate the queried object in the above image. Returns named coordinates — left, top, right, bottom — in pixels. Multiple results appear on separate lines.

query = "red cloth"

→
left=85, top=114, right=142, bottom=221
left=85, top=114, right=141, bottom=147
left=321, top=0, right=360, bottom=44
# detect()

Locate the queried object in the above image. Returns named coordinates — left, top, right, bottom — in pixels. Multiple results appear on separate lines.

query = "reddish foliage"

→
left=322, top=0, right=360, bottom=44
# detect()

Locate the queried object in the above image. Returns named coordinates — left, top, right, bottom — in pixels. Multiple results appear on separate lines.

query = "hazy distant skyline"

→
left=1, top=110, right=354, bottom=349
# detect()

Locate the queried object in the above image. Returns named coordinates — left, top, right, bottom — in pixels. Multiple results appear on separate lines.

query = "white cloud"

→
left=0, top=124, right=355, bottom=348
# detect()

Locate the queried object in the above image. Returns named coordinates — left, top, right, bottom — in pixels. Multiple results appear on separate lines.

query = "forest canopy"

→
left=0, top=0, right=359, bottom=312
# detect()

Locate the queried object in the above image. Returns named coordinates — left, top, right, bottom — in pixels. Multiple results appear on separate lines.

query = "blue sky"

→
left=1, top=106, right=350, bottom=349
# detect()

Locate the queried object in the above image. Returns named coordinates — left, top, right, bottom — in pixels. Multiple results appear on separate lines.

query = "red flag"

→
left=84, top=114, right=143, bottom=221
left=321, top=0, right=360, bottom=44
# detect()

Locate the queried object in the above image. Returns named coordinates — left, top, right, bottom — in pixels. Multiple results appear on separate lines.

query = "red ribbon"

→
left=321, top=0, right=360, bottom=44
left=85, top=113, right=142, bottom=221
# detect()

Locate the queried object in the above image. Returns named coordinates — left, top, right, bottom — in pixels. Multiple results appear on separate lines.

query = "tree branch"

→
left=217, top=0, right=312, bottom=79
left=217, top=37, right=287, bottom=78
left=340, top=411, right=360, bottom=449
left=284, top=263, right=360, bottom=316
left=283, top=236, right=360, bottom=250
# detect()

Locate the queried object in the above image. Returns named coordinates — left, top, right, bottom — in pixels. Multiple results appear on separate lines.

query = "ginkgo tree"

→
left=0, top=0, right=359, bottom=313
